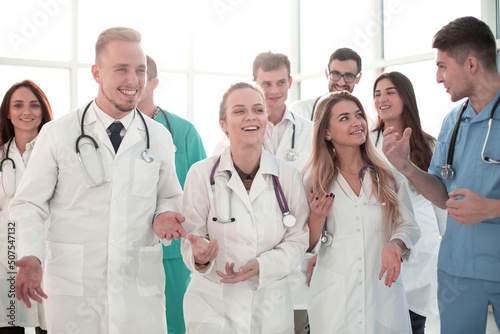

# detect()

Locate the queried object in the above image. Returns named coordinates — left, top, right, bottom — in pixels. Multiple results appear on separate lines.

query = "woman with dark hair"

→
left=181, top=82, right=309, bottom=333
left=304, top=91, right=419, bottom=333
left=372, top=71, right=445, bottom=334
left=0, top=80, right=53, bottom=333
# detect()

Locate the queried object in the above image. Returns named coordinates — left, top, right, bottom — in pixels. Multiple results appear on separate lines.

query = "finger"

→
left=308, top=190, right=316, bottom=205
left=35, top=287, right=48, bottom=300
left=172, top=231, right=180, bottom=240
left=401, top=127, right=412, bottom=142
left=378, top=266, right=386, bottom=280
left=176, top=213, right=186, bottom=223
left=177, top=225, right=187, bottom=238
left=383, top=126, right=395, bottom=136
left=28, top=288, right=42, bottom=304
left=385, top=268, right=395, bottom=286
left=448, top=189, right=466, bottom=198
left=22, top=287, right=32, bottom=308
left=215, top=270, right=233, bottom=279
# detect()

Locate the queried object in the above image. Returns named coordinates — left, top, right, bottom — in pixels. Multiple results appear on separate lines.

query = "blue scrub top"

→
left=429, top=90, right=500, bottom=282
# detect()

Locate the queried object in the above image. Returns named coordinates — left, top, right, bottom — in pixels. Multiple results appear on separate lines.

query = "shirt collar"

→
left=92, top=102, right=135, bottom=131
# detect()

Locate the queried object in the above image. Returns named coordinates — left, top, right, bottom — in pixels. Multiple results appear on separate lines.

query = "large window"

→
left=0, top=0, right=493, bottom=153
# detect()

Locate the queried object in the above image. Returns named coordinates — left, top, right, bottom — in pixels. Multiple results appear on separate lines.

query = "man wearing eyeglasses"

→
left=290, top=48, right=362, bottom=121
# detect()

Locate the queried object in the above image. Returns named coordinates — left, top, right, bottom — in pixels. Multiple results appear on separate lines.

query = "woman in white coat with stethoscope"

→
left=303, top=91, right=420, bottom=334
left=181, top=82, right=309, bottom=333
left=0, top=80, right=53, bottom=334
left=372, top=71, right=446, bottom=333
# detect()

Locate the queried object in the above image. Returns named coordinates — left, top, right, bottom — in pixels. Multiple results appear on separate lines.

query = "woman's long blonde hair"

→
left=302, top=91, right=401, bottom=234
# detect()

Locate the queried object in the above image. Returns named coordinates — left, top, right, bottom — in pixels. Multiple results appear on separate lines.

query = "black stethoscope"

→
left=76, top=101, right=153, bottom=187
left=320, top=164, right=385, bottom=245
left=210, top=155, right=296, bottom=227
left=153, top=106, right=176, bottom=152
left=441, top=97, right=500, bottom=179
left=287, top=112, right=298, bottom=161
left=0, top=138, right=16, bottom=198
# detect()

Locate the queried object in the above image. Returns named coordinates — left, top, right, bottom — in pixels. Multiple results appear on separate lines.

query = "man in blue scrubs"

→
left=382, top=16, right=500, bottom=334
left=138, top=55, right=207, bottom=333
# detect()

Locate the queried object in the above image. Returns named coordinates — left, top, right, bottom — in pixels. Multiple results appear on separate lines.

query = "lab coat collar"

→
left=217, top=147, right=279, bottom=211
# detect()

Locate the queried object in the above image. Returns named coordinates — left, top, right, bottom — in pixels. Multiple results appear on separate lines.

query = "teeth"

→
left=120, top=89, right=136, bottom=96
left=351, top=129, right=363, bottom=134
left=380, top=106, right=390, bottom=110
left=243, top=126, right=258, bottom=131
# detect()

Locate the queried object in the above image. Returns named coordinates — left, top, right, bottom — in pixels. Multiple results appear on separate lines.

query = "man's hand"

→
left=15, top=256, right=47, bottom=308
left=153, top=211, right=186, bottom=240
left=447, top=189, right=498, bottom=225
left=382, top=126, right=412, bottom=174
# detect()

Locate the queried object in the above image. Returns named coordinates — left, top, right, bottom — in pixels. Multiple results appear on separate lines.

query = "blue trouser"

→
left=438, top=269, right=500, bottom=334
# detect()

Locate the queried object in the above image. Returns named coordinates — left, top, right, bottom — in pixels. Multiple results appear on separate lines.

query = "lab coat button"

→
left=357, top=228, right=360, bottom=232
left=354, top=204, right=358, bottom=208
left=358, top=282, right=362, bottom=285
left=359, top=309, right=362, bottom=313
left=356, top=217, right=359, bottom=220
left=110, top=240, right=115, bottom=245
left=358, top=269, right=362, bottom=273
left=359, top=321, right=362, bottom=325
left=358, top=257, right=362, bottom=261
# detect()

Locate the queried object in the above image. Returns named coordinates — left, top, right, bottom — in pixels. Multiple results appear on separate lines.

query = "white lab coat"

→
left=371, top=131, right=445, bottom=318
left=0, top=138, right=45, bottom=329
left=213, top=108, right=314, bottom=309
left=9, top=103, right=182, bottom=334
left=308, top=172, right=420, bottom=334
left=181, top=147, right=309, bottom=333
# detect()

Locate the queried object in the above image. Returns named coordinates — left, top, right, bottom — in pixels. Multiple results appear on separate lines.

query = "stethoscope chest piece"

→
left=142, top=150, right=154, bottom=163
left=282, top=213, right=296, bottom=227
left=287, top=149, right=298, bottom=161
left=321, top=231, right=333, bottom=246
left=440, top=164, right=454, bottom=180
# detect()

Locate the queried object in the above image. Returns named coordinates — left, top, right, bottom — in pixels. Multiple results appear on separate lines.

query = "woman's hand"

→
left=378, top=239, right=404, bottom=287
left=188, top=234, right=218, bottom=268
left=308, top=190, right=335, bottom=223
left=216, top=259, right=259, bottom=284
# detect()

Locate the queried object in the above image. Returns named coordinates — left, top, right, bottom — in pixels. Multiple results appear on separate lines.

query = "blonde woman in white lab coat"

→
left=181, top=82, right=309, bottom=333
left=303, top=91, right=420, bottom=334
left=0, top=80, right=52, bottom=333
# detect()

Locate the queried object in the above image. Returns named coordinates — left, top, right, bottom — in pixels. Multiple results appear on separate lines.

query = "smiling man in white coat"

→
left=9, top=27, right=184, bottom=333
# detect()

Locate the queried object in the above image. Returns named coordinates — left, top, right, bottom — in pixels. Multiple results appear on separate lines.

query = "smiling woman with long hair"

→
left=303, top=91, right=420, bottom=334
left=0, top=79, right=53, bottom=334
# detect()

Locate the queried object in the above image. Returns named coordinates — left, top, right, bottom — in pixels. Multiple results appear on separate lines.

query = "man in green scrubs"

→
left=138, top=55, right=207, bottom=333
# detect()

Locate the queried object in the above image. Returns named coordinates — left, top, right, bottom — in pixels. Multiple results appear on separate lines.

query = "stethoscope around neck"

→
left=76, top=101, right=153, bottom=188
left=209, top=155, right=296, bottom=227
left=441, top=97, right=500, bottom=179
left=321, top=164, right=385, bottom=245
left=0, top=137, right=17, bottom=198
left=286, top=112, right=298, bottom=161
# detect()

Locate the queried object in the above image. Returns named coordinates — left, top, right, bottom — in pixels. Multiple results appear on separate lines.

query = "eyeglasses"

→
left=328, top=70, right=359, bottom=83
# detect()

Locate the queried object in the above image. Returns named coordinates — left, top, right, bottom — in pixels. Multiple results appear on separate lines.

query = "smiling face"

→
left=8, top=86, right=43, bottom=136
left=254, top=65, right=292, bottom=115
left=373, top=78, right=404, bottom=124
left=92, top=40, right=146, bottom=119
left=220, top=87, right=267, bottom=149
left=327, top=59, right=361, bottom=93
left=325, top=99, right=367, bottom=149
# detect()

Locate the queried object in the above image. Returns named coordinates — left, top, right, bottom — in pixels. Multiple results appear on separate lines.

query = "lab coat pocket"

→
left=375, top=275, right=410, bottom=331
left=44, top=241, right=84, bottom=296
left=132, top=160, right=160, bottom=198
left=308, top=266, right=345, bottom=333
left=137, top=242, right=164, bottom=297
